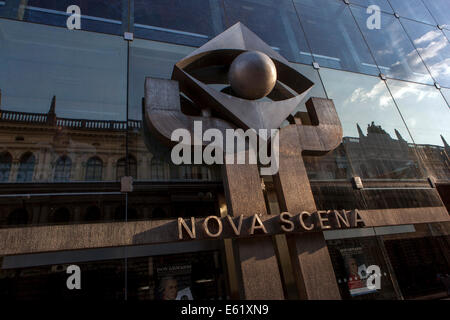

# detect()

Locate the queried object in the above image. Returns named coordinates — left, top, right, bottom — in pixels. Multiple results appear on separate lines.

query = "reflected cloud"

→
left=403, top=23, right=450, bottom=87
left=344, top=81, right=391, bottom=109
left=389, top=82, right=435, bottom=102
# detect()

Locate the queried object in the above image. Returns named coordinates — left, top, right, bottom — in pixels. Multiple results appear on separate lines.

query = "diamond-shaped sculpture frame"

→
left=171, top=22, right=314, bottom=132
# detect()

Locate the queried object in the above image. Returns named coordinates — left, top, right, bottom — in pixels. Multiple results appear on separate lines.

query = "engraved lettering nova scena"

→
left=178, top=209, right=365, bottom=240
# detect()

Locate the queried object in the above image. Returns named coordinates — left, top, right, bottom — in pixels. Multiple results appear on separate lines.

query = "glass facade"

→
left=223, top=0, right=312, bottom=64
left=388, top=0, right=435, bottom=25
left=351, top=6, right=433, bottom=84
left=422, top=0, right=450, bottom=30
left=293, top=0, right=378, bottom=75
left=401, top=20, right=450, bottom=88
left=0, top=0, right=449, bottom=301
left=349, top=0, right=393, bottom=14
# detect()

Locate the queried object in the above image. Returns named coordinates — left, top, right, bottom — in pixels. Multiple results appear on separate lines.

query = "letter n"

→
left=178, top=217, right=196, bottom=239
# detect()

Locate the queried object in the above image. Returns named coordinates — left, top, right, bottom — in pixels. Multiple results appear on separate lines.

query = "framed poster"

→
left=155, top=264, right=193, bottom=300
left=340, top=247, right=377, bottom=296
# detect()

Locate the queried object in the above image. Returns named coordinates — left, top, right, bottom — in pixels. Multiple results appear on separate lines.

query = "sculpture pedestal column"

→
left=223, top=160, right=285, bottom=300
left=287, top=233, right=341, bottom=300
left=274, top=107, right=341, bottom=300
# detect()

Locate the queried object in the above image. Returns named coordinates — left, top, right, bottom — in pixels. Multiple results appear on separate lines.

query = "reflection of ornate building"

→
left=0, top=96, right=220, bottom=183
left=416, top=136, right=450, bottom=181
left=0, top=96, right=221, bottom=227
left=305, top=122, right=450, bottom=181
left=346, top=122, right=422, bottom=179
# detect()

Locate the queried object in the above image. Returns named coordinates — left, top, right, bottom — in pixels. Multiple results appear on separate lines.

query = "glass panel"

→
left=422, top=0, right=450, bottom=30
left=0, top=248, right=228, bottom=300
left=134, top=0, right=224, bottom=47
left=349, top=0, right=393, bottom=13
left=0, top=19, right=127, bottom=185
left=127, top=39, right=224, bottom=222
left=387, top=79, right=450, bottom=180
left=388, top=0, right=435, bottom=25
left=442, top=88, right=450, bottom=105
left=0, top=0, right=125, bottom=35
left=382, top=224, right=450, bottom=299
left=0, top=257, right=125, bottom=300
left=289, top=63, right=327, bottom=116
left=0, top=152, right=12, bottom=182
left=0, top=193, right=126, bottom=228
left=293, top=0, right=379, bottom=75
left=128, top=39, right=193, bottom=121
left=127, top=250, right=227, bottom=300
left=401, top=20, right=450, bottom=88
left=53, top=156, right=72, bottom=182
left=444, top=29, right=450, bottom=44
left=16, top=153, right=35, bottom=182
left=128, top=38, right=221, bottom=184
left=223, top=0, right=312, bottom=64
left=0, top=0, right=10, bottom=18
left=319, top=68, right=424, bottom=180
left=326, top=236, right=399, bottom=300
left=351, top=6, right=434, bottom=84
left=291, top=64, right=354, bottom=189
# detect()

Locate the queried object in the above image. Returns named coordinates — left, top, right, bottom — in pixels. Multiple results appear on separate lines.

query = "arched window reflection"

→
left=0, top=152, right=12, bottom=182
left=116, top=158, right=126, bottom=180
left=151, top=158, right=165, bottom=180
left=54, top=156, right=72, bottom=182
left=50, top=207, right=71, bottom=224
left=116, top=156, right=137, bottom=179
left=17, top=152, right=35, bottom=182
left=180, top=165, right=211, bottom=180
left=7, top=208, right=28, bottom=226
left=129, top=156, right=137, bottom=179
left=85, top=157, right=103, bottom=181
left=85, top=206, right=101, bottom=222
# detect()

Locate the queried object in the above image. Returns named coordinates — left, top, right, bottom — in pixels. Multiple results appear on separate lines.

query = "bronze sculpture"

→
left=144, top=22, right=343, bottom=299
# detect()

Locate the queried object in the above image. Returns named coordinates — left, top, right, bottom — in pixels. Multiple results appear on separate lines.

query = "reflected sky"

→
left=388, top=0, right=435, bottom=25
left=319, top=68, right=412, bottom=142
left=351, top=6, right=433, bottom=85
left=442, top=88, right=450, bottom=106
left=0, top=19, right=127, bottom=121
left=128, top=39, right=194, bottom=121
left=349, top=0, right=393, bottom=13
left=290, top=63, right=326, bottom=114
left=387, top=79, right=450, bottom=147
left=134, top=0, right=224, bottom=47
left=223, top=0, right=312, bottom=64
left=293, top=0, right=379, bottom=75
left=422, top=0, right=450, bottom=30
left=444, top=29, right=450, bottom=44
left=20, top=0, right=124, bottom=36
left=402, top=19, right=450, bottom=88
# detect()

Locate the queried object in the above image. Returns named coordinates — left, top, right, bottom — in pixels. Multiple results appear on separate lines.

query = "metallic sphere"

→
left=228, top=51, right=277, bottom=100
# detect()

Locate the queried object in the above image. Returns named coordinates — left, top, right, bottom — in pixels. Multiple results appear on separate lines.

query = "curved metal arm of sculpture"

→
left=295, top=97, right=343, bottom=156
left=144, top=77, right=235, bottom=147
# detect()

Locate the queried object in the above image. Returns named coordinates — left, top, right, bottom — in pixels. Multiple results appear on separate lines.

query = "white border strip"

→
left=324, top=228, right=376, bottom=240
left=374, top=224, right=416, bottom=236
left=25, top=6, right=121, bottom=25
left=362, top=62, right=390, bottom=71
left=300, top=51, right=341, bottom=62
left=134, top=23, right=209, bottom=39
left=324, top=224, right=416, bottom=240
